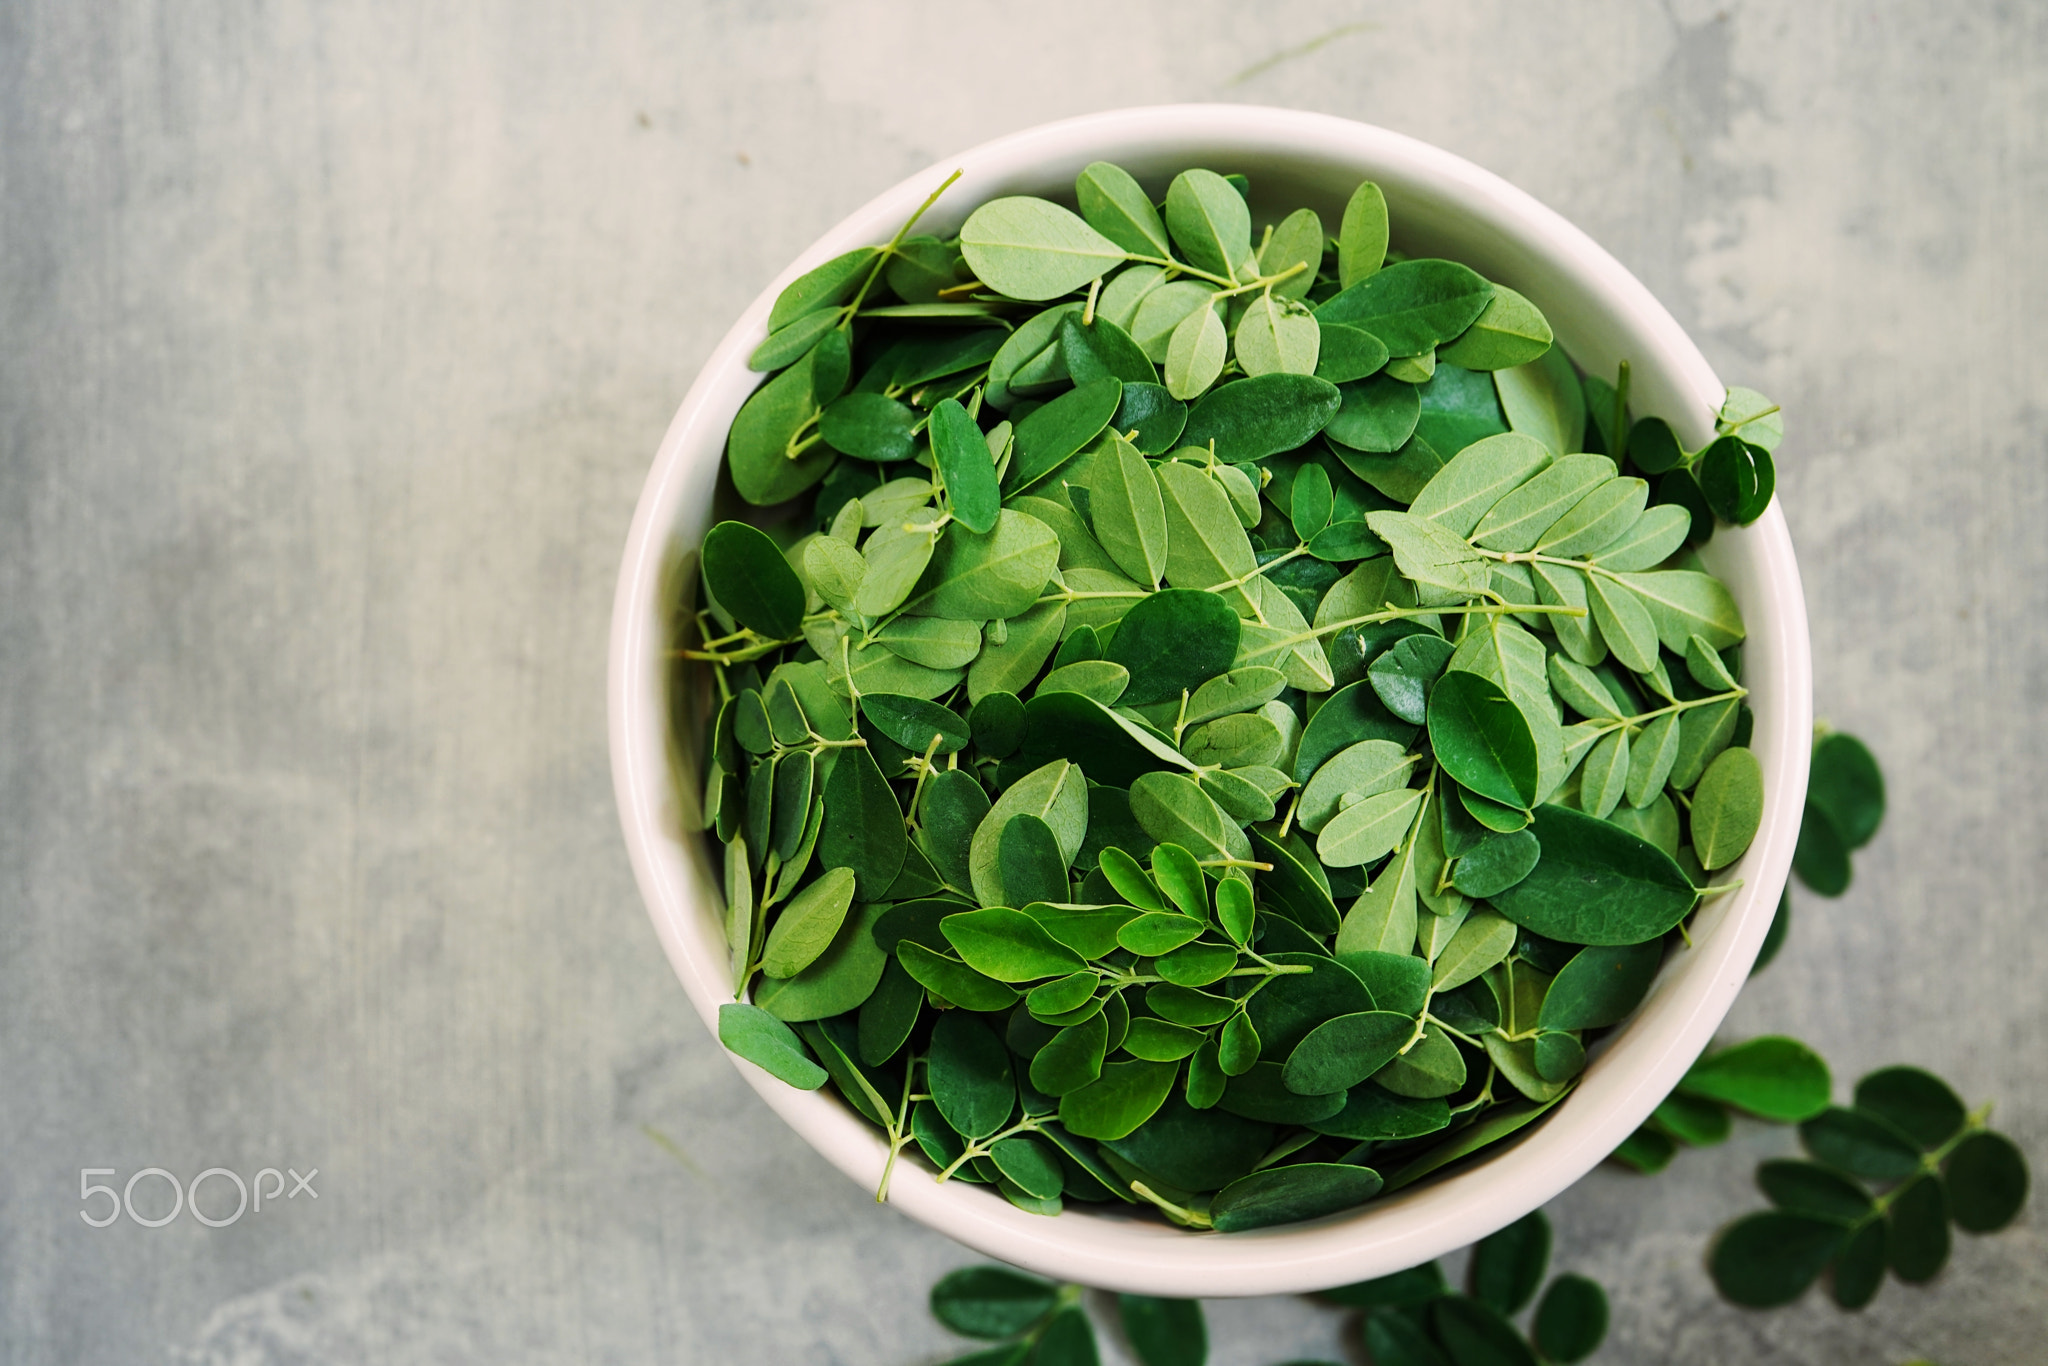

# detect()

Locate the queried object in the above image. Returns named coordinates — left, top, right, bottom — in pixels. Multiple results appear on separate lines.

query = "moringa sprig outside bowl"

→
left=609, top=106, right=1810, bottom=1297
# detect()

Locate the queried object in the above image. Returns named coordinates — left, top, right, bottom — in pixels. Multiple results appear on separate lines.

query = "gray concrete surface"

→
left=3, top=2, right=2043, bottom=1361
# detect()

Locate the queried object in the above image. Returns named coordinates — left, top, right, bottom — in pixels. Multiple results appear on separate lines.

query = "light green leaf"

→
left=1131, top=281, right=1219, bottom=362
left=1235, top=293, right=1321, bottom=376
left=1338, top=181, right=1389, bottom=288
left=1437, top=284, right=1554, bottom=371
left=1298, top=740, right=1417, bottom=834
left=1097, top=263, right=1167, bottom=330
left=969, top=760, right=1090, bottom=908
left=1165, top=303, right=1228, bottom=400
left=854, top=520, right=939, bottom=617
left=1336, top=823, right=1421, bottom=954
left=1692, top=746, right=1764, bottom=869
left=804, top=534, right=866, bottom=614
left=1587, top=574, right=1659, bottom=673
left=1075, top=161, right=1172, bottom=258
left=1547, top=654, right=1623, bottom=720
left=1494, top=344, right=1586, bottom=457
left=1589, top=503, right=1691, bottom=571
left=905, top=509, right=1061, bottom=621
left=1407, top=432, right=1553, bottom=537
left=718, top=1003, right=827, bottom=1089
left=1581, top=727, right=1630, bottom=819
left=1718, top=385, right=1783, bottom=452
left=874, top=615, right=982, bottom=670
left=1129, top=771, right=1254, bottom=875
left=1535, top=478, right=1648, bottom=558
left=1471, top=453, right=1615, bottom=553
left=760, top=866, right=857, bottom=979
left=1365, top=511, right=1490, bottom=597
left=1625, top=711, right=1680, bottom=807
left=768, top=247, right=878, bottom=331
left=961, top=197, right=1128, bottom=302
left=1259, top=206, right=1324, bottom=300
left=1157, top=460, right=1259, bottom=608
left=1533, top=561, right=1604, bottom=667
left=1317, top=787, right=1425, bottom=868
left=1612, top=571, right=1746, bottom=652
left=1088, top=434, right=1169, bottom=587
left=1164, top=169, right=1252, bottom=283
left=1431, top=908, right=1517, bottom=992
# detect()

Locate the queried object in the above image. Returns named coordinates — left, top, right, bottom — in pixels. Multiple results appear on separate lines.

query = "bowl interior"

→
left=609, top=105, right=1812, bottom=1296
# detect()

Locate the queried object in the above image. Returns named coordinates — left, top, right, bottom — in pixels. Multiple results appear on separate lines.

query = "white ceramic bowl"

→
left=609, top=105, right=1812, bottom=1296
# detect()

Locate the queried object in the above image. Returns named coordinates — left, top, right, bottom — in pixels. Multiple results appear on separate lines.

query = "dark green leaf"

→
left=929, top=1264, right=1059, bottom=1339
left=1000, top=814, right=1073, bottom=909
left=1491, top=805, right=1695, bottom=946
left=1809, top=732, right=1885, bottom=849
left=1800, top=1105, right=1926, bottom=1181
left=1008, top=378, right=1123, bottom=494
left=1854, top=1066, right=1966, bottom=1150
left=1316, top=259, right=1494, bottom=358
left=1107, top=587, right=1242, bottom=706
left=1652, top=1091, right=1731, bottom=1146
left=1324, top=373, right=1422, bottom=453
left=1035, top=1306, right=1101, bottom=1366
left=899, top=940, right=1019, bottom=1013
left=1104, top=1093, right=1273, bottom=1195
left=928, top=1013, right=1017, bottom=1141
left=1945, top=1131, right=2029, bottom=1233
left=862, top=693, right=970, bottom=755
left=1697, top=434, right=1775, bottom=525
left=1117, top=1295, right=1207, bottom=1366
left=1180, top=373, right=1343, bottom=462
left=1681, top=1037, right=1831, bottom=1122
left=1830, top=1218, right=1887, bottom=1310
left=1758, top=1159, right=1873, bottom=1222
left=1793, top=799, right=1852, bottom=895
left=821, top=391, right=918, bottom=462
left=1311, top=1086, right=1451, bottom=1142
left=1432, top=1295, right=1536, bottom=1366
left=754, top=901, right=889, bottom=1022
left=1710, top=1211, right=1845, bottom=1307
left=1363, top=1312, right=1451, bottom=1366
left=1062, top=313, right=1156, bottom=386
left=1691, top=746, right=1763, bottom=870
left=943, top=906, right=1086, bottom=983
left=1315, top=323, right=1391, bottom=383
left=1538, top=941, right=1663, bottom=1031
left=1322, top=1261, right=1446, bottom=1309
left=702, top=521, right=806, bottom=639
left=1470, top=1210, right=1550, bottom=1315
left=1282, top=1011, right=1414, bottom=1095
left=817, top=746, right=907, bottom=897
left=1381, top=1098, right=1561, bottom=1192
left=1609, top=1125, right=1677, bottom=1174
left=1210, top=1163, right=1383, bottom=1232
left=1370, top=633, right=1457, bottom=726
left=1887, top=1175, right=1951, bottom=1283
left=930, top=398, right=1002, bottom=534
left=1059, top=1058, right=1178, bottom=1140
left=1114, top=382, right=1189, bottom=456
left=857, top=957, right=924, bottom=1066
left=1030, top=1011, right=1108, bottom=1096
left=1532, top=1274, right=1608, bottom=1363
left=1428, top=671, right=1538, bottom=810
left=717, top=1002, right=827, bottom=1088
left=1452, top=828, right=1540, bottom=898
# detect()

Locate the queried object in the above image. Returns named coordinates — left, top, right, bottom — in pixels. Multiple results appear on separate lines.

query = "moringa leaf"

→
left=962, top=197, right=1128, bottom=301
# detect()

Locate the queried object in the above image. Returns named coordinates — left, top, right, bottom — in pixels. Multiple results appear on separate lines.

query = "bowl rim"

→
left=609, top=104, right=1813, bottom=1296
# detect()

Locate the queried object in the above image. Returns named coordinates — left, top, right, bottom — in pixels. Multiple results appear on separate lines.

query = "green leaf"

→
left=1623, top=712, right=1679, bottom=809
left=1799, top=1105, right=1924, bottom=1180
left=1361, top=1312, right=1452, bottom=1366
left=858, top=957, right=924, bottom=1066
left=990, top=1134, right=1066, bottom=1200
left=818, top=746, right=907, bottom=898
left=1076, top=161, right=1172, bottom=258
left=1532, top=1274, right=1609, bottom=1364
left=1059, top=1058, right=1178, bottom=1140
left=1429, top=671, right=1539, bottom=809
left=1009, top=377, right=1122, bottom=494
left=1369, top=633, right=1456, bottom=726
left=1318, top=787, right=1425, bottom=868
left=1132, top=282, right=1219, bottom=362
left=929, top=1265, right=1059, bottom=1339
left=1691, top=747, right=1763, bottom=870
left=1107, top=587, right=1241, bottom=706
left=1493, top=344, right=1585, bottom=458
left=768, top=248, right=878, bottom=331
left=1186, top=666, right=1288, bottom=726
left=702, top=521, right=806, bottom=639
left=1809, top=731, right=1885, bottom=849
left=1113, top=382, right=1189, bottom=456
left=1034, top=1307, right=1102, bottom=1366
left=1157, top=460, right=1259, bottom=602
left=1315, top=323, right=1391, bottom=383
left=1652, top=1091, right=1731, bottom=1146
left=1030, top=1011, right=1108, bottom=1095
left=1626, top=416, right=1686, bottom=474
left=961, top=196, right=1128, bottom=301
left=1299, top=740, right=1415, bottom=834
left=1260, top=206, right=1324, bottom=301
left=1535, top=478, right=1647, bottom=558
left=1408, top=432, right=1553, bottom=537
left=1165, top=303, right=1228, bottom=400
left=1117, top=911, right=1208, bottom=957
left=1062, top=313, right=1156, bottom=386
left=1210, top=1163, right=1383, bottom=1232
left=805, top=533, right=867, bottom=613
left=861, top=693, right=969, bottom=755
left=882, top=235, right=964, bottom=305
left=1757, top=1159, right=1873, bottom=1222
left=1374, top=1022, right=1466, bottom=1099
left=1337, top=181, right=1389, bottom=289
left=1165, top=169, right=1253, bottom=282
left=968, top=598, right=1066, bottom=705
left=928, top=1012, right=1017, bottom=1141
left=1131, top=771, right=1254, bottom=874
left=1312, top=1087, right=1450, bottom=1144
left=1001, top=812, right=1074, bottom=906
left=968, top=759, right=1089, bottom=909
left=1491, top=804, right=1694, bottom=945
left=760, top=866, right=856, bottom=979
left=1324, top=373, right=1422, bottom=453
left=1366, top=511, right=1489, bottom=597
left=1718, top=385, right=1784, bottom=452
left=942, top=907, right=1086, bottom=983
left=1854, top=1066, right=1966, bottom=1149
left=1317, top=259, right=1494, bottom=357
left=1470, top=1208, right=1552, bottom=1315
left=1432, top=1295, right=1537, bottom=1366
left=821, top=391, right=919, bottom=462
left=1580, top=727, right=1629, bottom=820
left=1698, top=434, right=1775, bottom=525
left=1437, top=284, right=1553, bottom=371
left=930, top=398, right=1002, bottom=534
left=1830, top=1219, right=1888, bottom=1310
left=1794, top=797, right=1852, bottom=895
left=854, top=517, right=938, bottom=617
left=907, top=509, right=1061, bottom=621
left=1709, top=1211, right=1845, bottom=1307
left=1085, top=434, right=1170, bottom=587
left=1586, top=574, right=1659, bottom=674
left=1431, top=909, right=1517, bottom=992
left=988, top=304, right=1081, bottom=408
left=1182, top=373, right=1343, bottom=462
left=1117, top=1296, right=1207, bottom=1366
left=1236, top=292, right=1321, bottom=377
left=1591, top=503, right=1692, bottom=571
left=1888, top=1175, right=1951, bottom=1283
left=749, top=308, right=841, bottom=372
left=1281, top=1011, right=1414, bottom=1095
left=754, top=901, right=889, bottom=1022
left=1538, top=940, right=1662, bottom=1031
left=1380, top=1096, right=1562, bottom=1191
left=1680, top=1036, right=1832, bottom=1121
left=1612, top=570, right=1745, bottom=652
left=1945, top=1131, right=2030, bottom=1232
left=717, top=1002, right=827, bottom=1089
left=1336, top=825, right=1420, bottom=954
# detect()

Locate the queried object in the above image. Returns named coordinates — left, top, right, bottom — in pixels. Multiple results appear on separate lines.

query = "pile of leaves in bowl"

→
left=689, top=162, right=1783, bottom=1231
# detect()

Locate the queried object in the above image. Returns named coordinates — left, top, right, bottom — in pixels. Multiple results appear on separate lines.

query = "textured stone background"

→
left=3, top=2, right=2043, bottom=1361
